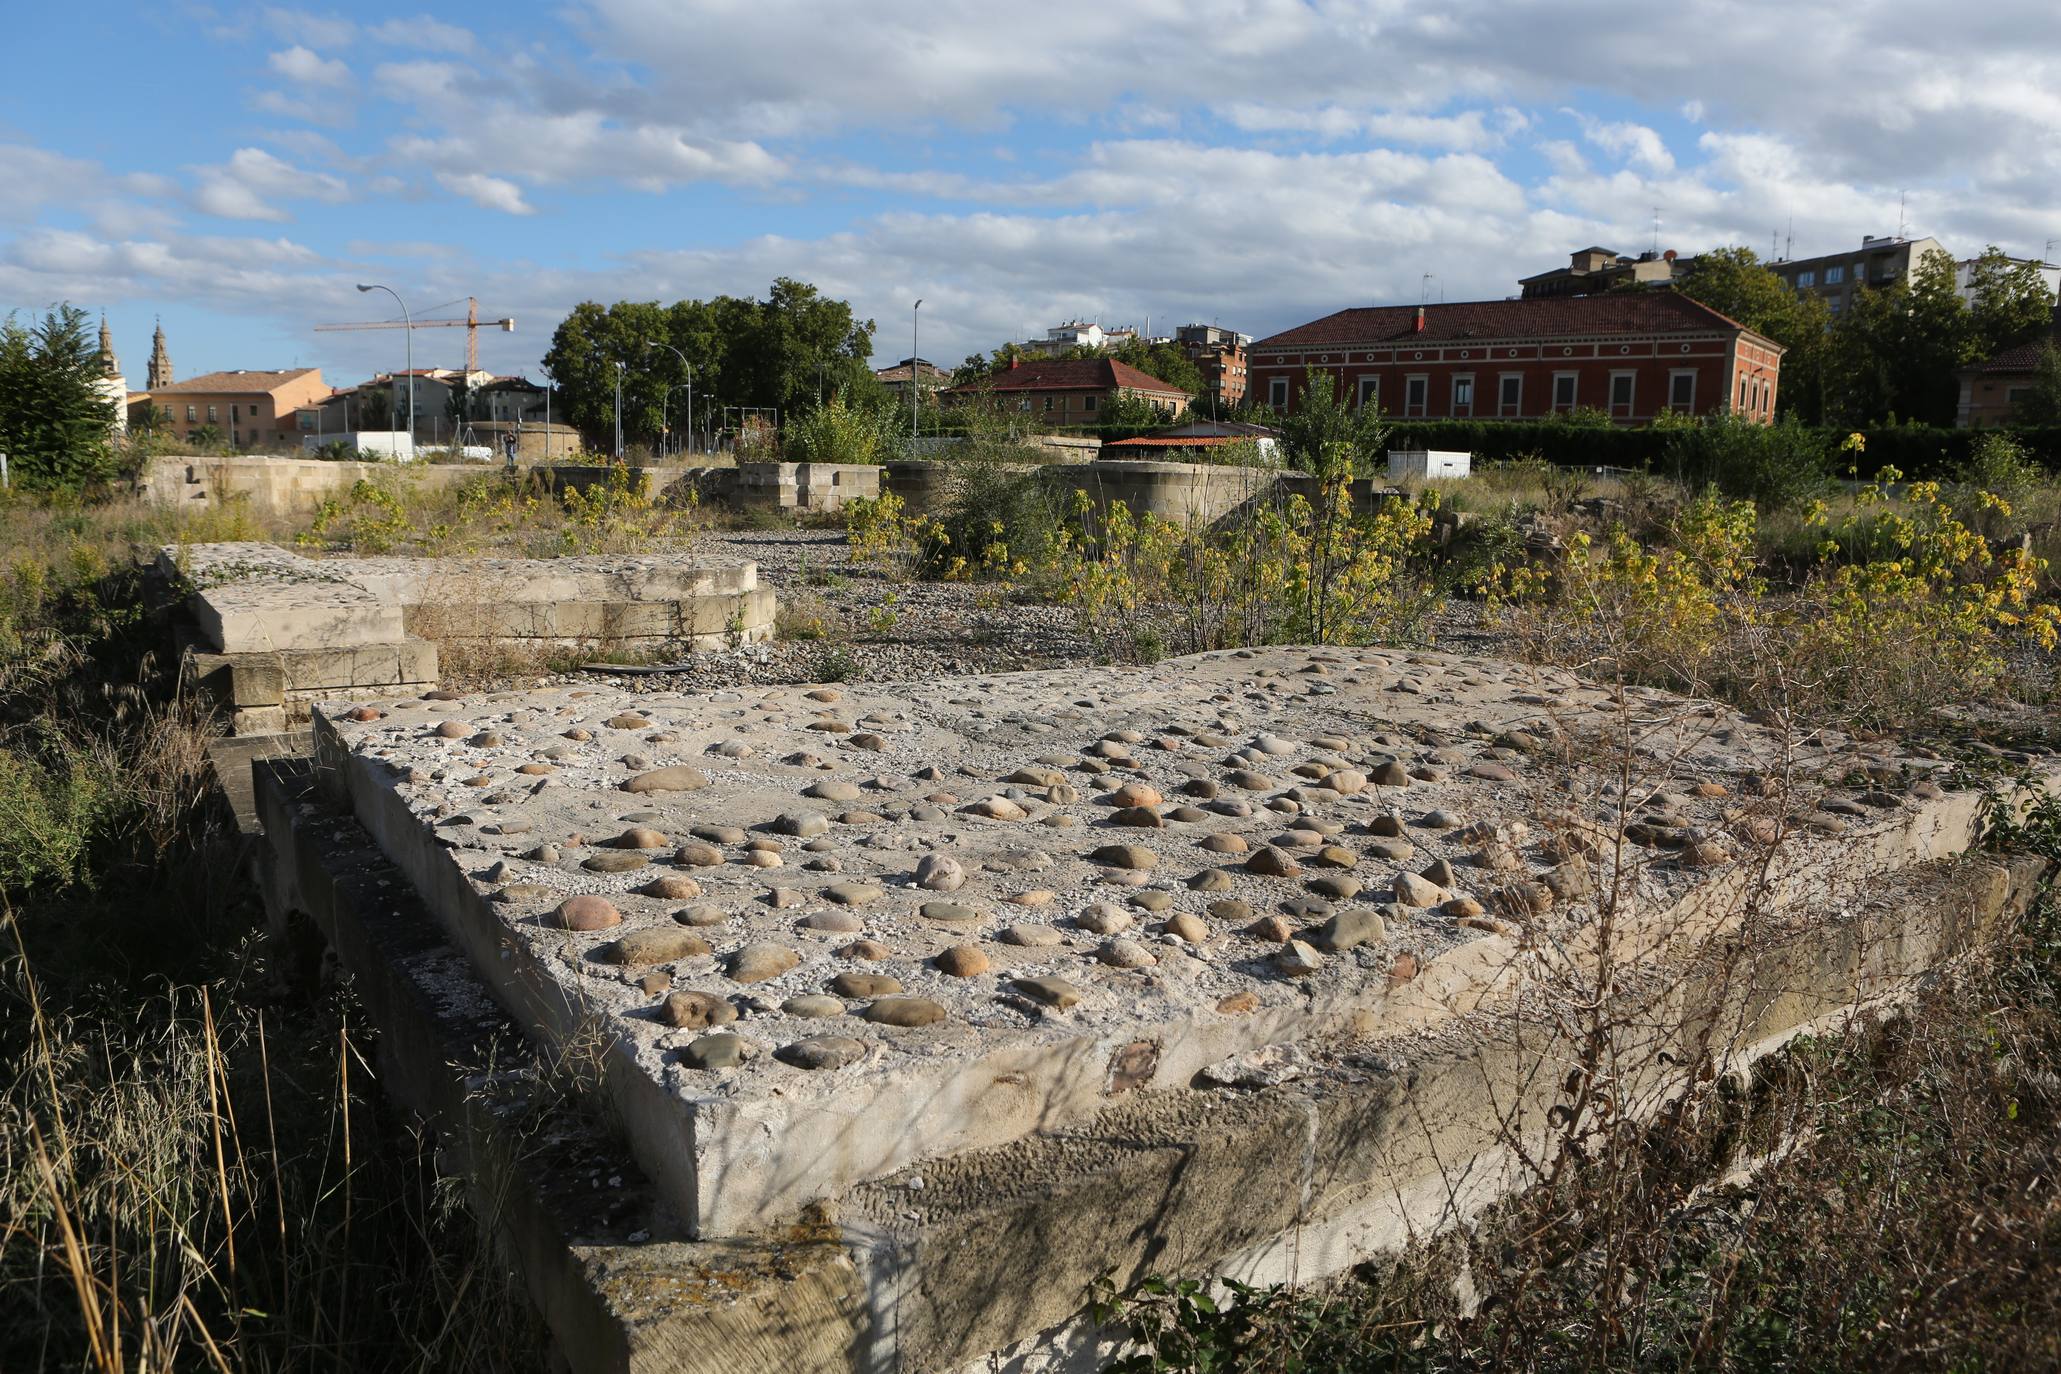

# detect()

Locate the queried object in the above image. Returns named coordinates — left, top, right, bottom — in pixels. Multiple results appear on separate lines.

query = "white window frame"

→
left=1267, top=376, right=1289, bottom=409
left=1551, top=372, right=1578, bottom=412
left=1667, top=369, right=1697, bottom=412
left=1797, top=269, right=1816, bottom=287
left=1608, top=370, right=1636, bottom=418
left=1824, top=265, right=1845, bottom=284
left=1450, top=373, right=1475, bottom=418
left=1497, top=373, right=1522, bottom=417
left=1355, top=375, right=1379, bottom=411
left=1404, top=374, right=1428, bottom=417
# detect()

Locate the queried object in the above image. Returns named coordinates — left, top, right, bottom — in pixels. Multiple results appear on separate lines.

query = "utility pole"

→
left=357, top=283, right=412, bottom=450
left=911, top=299, right=923, bottom=452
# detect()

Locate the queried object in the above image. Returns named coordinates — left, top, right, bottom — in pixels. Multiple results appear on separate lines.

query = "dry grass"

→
left=0, top=490, right=546, bottom=1373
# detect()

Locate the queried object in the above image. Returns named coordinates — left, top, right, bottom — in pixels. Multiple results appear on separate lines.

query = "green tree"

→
left=1280, top=368, right=1384, bottom=478
left=1826, top=248, right=1970, bottom=427
left=1679, top=246, right=1834, bottom=422
left=0, top=305, right=119, bottom=493
left=1961, top=246, right=2057, bottom=358
left=1096, top=391, right=1173, bottom=429
left=544, top=282, right=876, bottom=451
left=2013, top=342, right=2061, bottom=427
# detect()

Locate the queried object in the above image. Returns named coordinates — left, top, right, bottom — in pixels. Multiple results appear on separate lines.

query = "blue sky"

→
left=4, top=1, right=2057, bottom=389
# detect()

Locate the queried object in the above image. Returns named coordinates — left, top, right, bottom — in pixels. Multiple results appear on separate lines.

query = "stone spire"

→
left=97, top=314, right=119, bottom=378
left=147, top=318, right=173, bottom=390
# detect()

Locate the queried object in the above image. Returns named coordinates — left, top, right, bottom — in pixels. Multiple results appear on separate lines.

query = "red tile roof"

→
left=144, top=367, right=321, bottom=395
left=1252, top=292, right=1768, bottom=352
left=951, top=357, right=1187, bottom=395
left=1964, top=338, right=2058, bottom=374
left=1103, top=434, right=1244, bottom=448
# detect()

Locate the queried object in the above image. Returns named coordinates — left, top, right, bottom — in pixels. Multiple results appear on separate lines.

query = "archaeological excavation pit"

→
left=266, top=645, right=2058, bottom=1371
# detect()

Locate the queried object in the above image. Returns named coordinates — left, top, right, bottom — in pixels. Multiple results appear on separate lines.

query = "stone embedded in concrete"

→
left=310, top=644, right=2043, bottom=1246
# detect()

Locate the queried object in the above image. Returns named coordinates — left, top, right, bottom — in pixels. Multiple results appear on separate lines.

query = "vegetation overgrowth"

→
left=0, top=490, right=543, bottom=1372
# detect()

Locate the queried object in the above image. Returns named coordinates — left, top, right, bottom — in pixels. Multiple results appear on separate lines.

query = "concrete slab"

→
left=260, top=729, right=2052, bottom=1374
left=307, top=646, right=2048, bottom=1243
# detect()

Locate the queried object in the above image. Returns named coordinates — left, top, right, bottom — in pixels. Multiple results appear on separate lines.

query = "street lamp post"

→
left=538, top=361, right=554, bottom=458
left=911, top=299, right=922, bottom=451
left=613, top=361, right=627, bottom=460
left=357, top=283, right=412, bottom=452
left=644, top=341, right=693, bottom=455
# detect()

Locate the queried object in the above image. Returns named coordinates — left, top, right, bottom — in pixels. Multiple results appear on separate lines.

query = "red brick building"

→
left=1249, top=294, right=1782, bottom=424
left=944, top=356, right=1190, bottom=423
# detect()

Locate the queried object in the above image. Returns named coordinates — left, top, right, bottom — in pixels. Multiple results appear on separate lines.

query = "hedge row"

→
left=1374, top=420, right=2061, bottom=481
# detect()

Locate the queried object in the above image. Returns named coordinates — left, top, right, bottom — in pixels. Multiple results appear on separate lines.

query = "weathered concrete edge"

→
left=253, top=757, right=872, bottom=1374
left=845, top=849, right=2051, bottom=1373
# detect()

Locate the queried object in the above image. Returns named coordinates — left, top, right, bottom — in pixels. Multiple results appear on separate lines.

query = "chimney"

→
left=1414, top=306, right=1426, bottom=333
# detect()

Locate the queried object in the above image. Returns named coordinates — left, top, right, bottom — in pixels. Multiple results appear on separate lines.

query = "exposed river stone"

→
left=915, top=854, right=966, bottom=891
left=604, top=928, right=712, bottom=965
left=623, top=765, right=708, bottom=794
left=831, top=971, right=903, bottom=997
left=1013, top=975, right=1082, bottom=1010
left=637, top=874, right=704, bottom=900
left=661, top=991, right=738, bottom=1029
left=550, top=895, right=621, bottom=931
left=582, top=852, right=649, bottom=874
left=863, top=996, right=948, bottom=1027
left=684, top=1034, right=753, bottom=1069
left=727, top=942, right=799, bottom=983
left=935, top=944, right=991, bottom=977
left=1311, top=908, right=1387, bottom=952
left=776, top=1036, right=867, bottom=1070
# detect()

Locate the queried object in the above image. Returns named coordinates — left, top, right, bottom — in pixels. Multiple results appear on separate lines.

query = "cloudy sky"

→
left=5, top=1, right=2058, bottom=386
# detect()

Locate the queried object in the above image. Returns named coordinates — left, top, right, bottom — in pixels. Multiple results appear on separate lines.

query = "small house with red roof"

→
left=944, top=356, right=1191, bottom=424
left=1956, top=330, right=2059, bottom=428
left=1248, top=294, right=1783, bottom=425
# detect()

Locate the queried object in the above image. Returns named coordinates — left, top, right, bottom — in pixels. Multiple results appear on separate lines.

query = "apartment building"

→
left=1175, top=324, right=1252, bottom=408
left=1519, top=246, right=1690, bottom=298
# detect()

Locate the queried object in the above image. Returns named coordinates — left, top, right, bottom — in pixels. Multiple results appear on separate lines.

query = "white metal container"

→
left=1386, top=448, right=1471, bottom=480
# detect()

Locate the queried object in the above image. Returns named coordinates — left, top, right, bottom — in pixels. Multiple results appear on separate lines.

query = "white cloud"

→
left=268, top=45, right=349, bottom=86
left=1570, top=113, right=1675, bottom=174
left=438, top=172, right=533, bottom=215
left=260, top=7, right=357, bottom=50
left=190, top=147, right=350, bottom=222
left=366, top=16, right=476, bottom=53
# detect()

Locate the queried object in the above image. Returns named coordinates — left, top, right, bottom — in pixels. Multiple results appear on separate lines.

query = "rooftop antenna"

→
left=1651, top=205, right=1661, bottom=255
left=1421, top=273, right=1434, bottom=303
left=1897, top=191, right=1908, bottom=241
left=1785, top=217, right=1794, bottom=261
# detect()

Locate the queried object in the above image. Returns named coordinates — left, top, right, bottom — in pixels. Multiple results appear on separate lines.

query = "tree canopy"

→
left=543, top=279, right=879, bottom=448
left=1679, top=246, right=1833, bottom=423
left=1682, top=243, right=2057, bottom=428
left=0, top=305, right=120, bottom=494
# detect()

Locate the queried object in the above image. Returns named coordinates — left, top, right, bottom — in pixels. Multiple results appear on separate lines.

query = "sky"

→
left=3, top=1, right=2059, bottom=388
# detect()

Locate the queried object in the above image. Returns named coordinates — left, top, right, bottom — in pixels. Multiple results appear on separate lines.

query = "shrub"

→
left=784, top=394, right=899, bottom=465
left=1661, top=413, right=1833, bottom=507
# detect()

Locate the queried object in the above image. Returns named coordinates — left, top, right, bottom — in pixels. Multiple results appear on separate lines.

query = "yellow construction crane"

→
left=314, top=296, right=514, bottom=372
